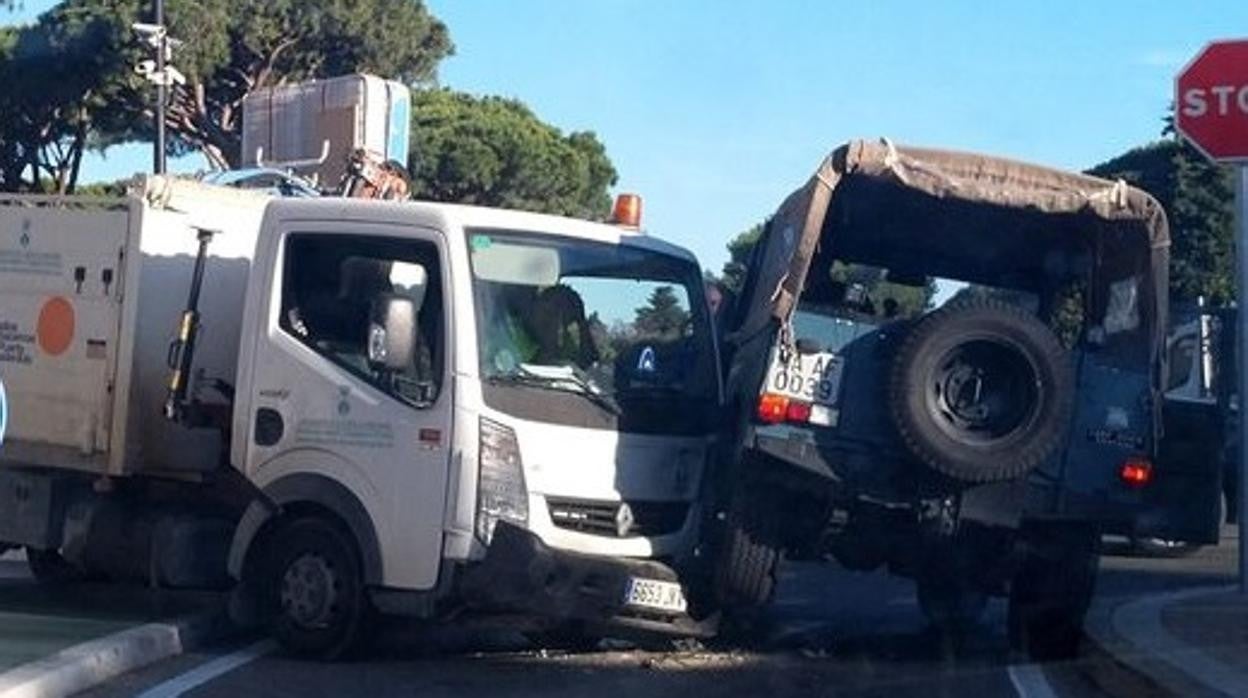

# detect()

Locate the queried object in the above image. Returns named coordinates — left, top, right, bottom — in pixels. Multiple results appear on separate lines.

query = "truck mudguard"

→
left=227, top=473, right=384, bottom=585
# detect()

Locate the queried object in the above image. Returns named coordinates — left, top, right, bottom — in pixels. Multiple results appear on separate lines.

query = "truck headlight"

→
left=476, top=417, right=529, bottom=544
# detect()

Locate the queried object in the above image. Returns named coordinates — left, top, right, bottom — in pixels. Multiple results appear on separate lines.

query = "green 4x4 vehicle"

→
left=709, top=140, right=1222, bottom=658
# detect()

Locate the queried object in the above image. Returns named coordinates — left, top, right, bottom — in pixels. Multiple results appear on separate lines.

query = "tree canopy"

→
left=0, top=0, right=620, bottom=217
left=408, top=89, right=617, bottom=219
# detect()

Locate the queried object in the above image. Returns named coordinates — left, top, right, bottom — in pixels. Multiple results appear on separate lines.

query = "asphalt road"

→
left=71, top=530, right=1240, bottom=698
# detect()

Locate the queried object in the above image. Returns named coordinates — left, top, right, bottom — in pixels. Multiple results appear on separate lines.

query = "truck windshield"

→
left=468, top=228, right=717, bottom=435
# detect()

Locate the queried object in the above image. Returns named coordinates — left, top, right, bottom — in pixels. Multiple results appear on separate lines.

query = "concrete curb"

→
left=1086, top=585, right=1240, bottom=698
left=0, top=607, right=233, bottom=698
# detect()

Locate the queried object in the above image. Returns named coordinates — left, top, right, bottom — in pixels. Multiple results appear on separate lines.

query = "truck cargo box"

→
left=0, top=178, right=270, bottom=477
left=241, top=73, right=411, bottom=188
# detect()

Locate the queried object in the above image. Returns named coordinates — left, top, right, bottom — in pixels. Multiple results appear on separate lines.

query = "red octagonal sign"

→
left=1176, top=39, right=1248, bottom=162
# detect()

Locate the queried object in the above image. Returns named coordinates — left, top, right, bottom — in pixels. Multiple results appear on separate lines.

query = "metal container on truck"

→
left=0, top=176, right=720, bottom=657
left=241, top=73, right=411, bottom=187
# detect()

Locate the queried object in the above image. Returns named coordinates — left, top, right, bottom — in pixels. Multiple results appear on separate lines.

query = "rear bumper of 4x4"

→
left=458, top=521, right=718, bottom=638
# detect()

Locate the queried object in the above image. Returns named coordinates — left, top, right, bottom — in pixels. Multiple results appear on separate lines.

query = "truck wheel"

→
left=712, top=484, right=781, bottom=608
left=26, top=548, right=89, bottom=585
left=265, top=517, right=368, bottom=660
left=1008, top=524, right=1099, bottom=660
left=917, top=574, right=988, bottom=631
left=889, top=299, right=1074, bottom=483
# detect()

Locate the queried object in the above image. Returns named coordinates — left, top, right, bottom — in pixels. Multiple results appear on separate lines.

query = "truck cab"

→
left=0, top=178, right=719, bottom=658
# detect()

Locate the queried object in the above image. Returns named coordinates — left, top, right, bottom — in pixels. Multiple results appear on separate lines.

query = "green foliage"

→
left=0, top=3, right=138, bottom=192
left=719, top=222, right=763, bottom=292
left=407, top=89, right=618, bottom=219
left=0, top=0, right=453, bottom=190
left=1087, top=138, right=1236, bottom=304
left=633, top=286, right=689, bottom=339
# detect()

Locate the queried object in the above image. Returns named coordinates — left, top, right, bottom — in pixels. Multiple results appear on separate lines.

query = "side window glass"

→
left=280, top=234, right=444, bottom=408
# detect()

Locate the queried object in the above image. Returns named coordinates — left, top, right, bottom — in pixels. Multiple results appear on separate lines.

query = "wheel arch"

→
left=228, top=473, right=384, bottom=586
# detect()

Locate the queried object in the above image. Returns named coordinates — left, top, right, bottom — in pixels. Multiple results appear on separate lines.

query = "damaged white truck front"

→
left=0, top=177, right=720, bottom=657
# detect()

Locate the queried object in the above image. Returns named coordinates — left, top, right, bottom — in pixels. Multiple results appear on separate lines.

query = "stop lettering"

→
left=1175, top=40, right=1248, bottom=162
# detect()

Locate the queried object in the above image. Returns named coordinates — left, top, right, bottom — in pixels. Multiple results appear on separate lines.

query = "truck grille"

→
left=546, top=497, right=689, bottom=538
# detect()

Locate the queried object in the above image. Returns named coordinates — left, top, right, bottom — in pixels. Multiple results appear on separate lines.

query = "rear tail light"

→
left=756, top=393, right=818, bottom=425
left=786, top=400, right=813, bottom=423
left=1119, top=457, right=1153, bottom=488
left=757, top=393, right=789, bottom=424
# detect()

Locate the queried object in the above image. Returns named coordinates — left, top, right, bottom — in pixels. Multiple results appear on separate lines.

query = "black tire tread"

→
left=713, top=486, right=781, bottom=608
left=266, top=516, right=368, bottom=661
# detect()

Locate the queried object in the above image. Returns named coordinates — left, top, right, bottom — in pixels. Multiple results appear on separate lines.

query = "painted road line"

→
left=1007, top=664, right=1059, bottom=698
left=1109, top=585, right=1248, bottom=697
left=136, top=639, right=276, bottom=698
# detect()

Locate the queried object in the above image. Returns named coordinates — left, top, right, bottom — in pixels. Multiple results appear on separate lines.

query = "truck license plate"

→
left=623, top=577, right=687, bottom=613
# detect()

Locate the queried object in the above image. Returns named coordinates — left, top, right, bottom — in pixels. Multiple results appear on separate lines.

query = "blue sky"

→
left=4, top=1, right=1247, bottom=271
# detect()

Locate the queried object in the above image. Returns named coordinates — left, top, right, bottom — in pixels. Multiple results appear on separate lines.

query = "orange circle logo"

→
left=36, top=296, right=74, bottom=356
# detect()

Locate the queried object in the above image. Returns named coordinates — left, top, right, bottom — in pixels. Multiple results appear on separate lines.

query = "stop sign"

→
left=1176, top=40, right=1248, bottom=162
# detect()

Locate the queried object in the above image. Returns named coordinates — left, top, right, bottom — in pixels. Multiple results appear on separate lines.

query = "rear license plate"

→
left=764, top=349, right=843, bottom=405
left=623, top=577, right=688, bottom=613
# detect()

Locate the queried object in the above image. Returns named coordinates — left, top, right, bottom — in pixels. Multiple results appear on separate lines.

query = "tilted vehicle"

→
left=0, top=176, right=719, bottom=657
left=710, top=139, right=1221, bottom=657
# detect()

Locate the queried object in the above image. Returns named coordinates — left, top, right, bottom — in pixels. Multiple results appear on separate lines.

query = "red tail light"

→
left=1120, top=457, right=1153, bottom=488
left=757, top=393, right=789, bottom=424
left=786, top=400, right=813, bottom=423
left=757, top=393, right=816, bottom=425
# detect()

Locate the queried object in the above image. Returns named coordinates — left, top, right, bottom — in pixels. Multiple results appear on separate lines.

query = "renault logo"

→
left=614, top=502, right=635, bottom=538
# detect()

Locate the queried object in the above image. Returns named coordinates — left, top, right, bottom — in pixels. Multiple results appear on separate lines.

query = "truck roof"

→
left=262, top=196, right=699, bottom=265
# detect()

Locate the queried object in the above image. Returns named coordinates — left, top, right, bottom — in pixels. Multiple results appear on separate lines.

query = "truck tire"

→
left=889, top=299, right=1074, bottom=483
left=712, top=484, right=781, bottom=608
left=265, top=517, right=368, bottom=660
left=26, top=548, right=89, bottom=585
left=1008, top=523, right=1099, bottom=660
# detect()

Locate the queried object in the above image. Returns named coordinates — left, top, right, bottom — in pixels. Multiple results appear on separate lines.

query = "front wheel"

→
left=1007, top=523, right=1099, bottom=660
left=265, top=517, right=368, bottom=660
left=712, top=483, right=782, bottom=608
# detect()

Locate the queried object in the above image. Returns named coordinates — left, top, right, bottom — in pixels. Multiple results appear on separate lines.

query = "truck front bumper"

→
left=458, top=522, right=717, bottom=639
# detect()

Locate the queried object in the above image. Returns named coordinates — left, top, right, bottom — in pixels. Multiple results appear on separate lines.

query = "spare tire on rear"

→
left=888, top=298, right=1074, bottom=483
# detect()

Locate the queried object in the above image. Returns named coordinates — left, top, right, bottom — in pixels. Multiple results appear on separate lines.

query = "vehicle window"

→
left=280, top=234, right=444, bottom=408
left=1167, top=335, right=1196, bottom=393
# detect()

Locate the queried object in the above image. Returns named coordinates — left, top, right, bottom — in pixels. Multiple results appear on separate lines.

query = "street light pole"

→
left=153, top=0, right=166, bottom=175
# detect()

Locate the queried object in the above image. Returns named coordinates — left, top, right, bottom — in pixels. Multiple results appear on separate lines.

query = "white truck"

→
left=0, top=176, right=720, bottom=657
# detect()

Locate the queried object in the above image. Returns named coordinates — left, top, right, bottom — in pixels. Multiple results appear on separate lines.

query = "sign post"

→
left=1175, top=38, right=1248, bottom=594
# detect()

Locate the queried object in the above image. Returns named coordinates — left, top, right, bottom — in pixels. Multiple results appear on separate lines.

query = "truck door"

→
left=245, top=225, right=452, bottom=590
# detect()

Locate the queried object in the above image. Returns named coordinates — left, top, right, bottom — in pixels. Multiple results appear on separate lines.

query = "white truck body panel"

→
left=0, top=180, right=270, bottom=476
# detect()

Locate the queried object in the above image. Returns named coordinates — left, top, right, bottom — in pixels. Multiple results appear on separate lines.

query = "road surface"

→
left=70, top=531, right=1238, bottom=698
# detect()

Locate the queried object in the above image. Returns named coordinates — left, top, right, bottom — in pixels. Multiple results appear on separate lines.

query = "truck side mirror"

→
left=368, top=294, right=417, bottom=371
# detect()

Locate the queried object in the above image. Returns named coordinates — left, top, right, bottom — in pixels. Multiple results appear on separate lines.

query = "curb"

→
left=0, top=607, right=233, bottom=698
left=1086, top=585, right=1240, bottom=698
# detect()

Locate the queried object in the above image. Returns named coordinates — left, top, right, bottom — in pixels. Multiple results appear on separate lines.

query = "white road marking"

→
left=1007, top=663, right=1059, bottom=698
left=136, top=639, right=276, bottom=698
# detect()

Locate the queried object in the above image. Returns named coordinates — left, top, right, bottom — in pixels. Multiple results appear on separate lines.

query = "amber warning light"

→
left=611, top=193, right=643, bottom=228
